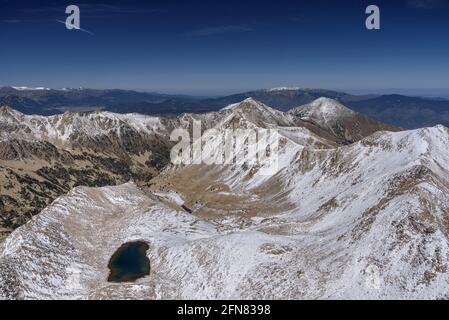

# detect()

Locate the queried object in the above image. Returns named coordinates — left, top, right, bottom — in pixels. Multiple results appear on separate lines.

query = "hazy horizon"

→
left=3, top=84, right=449, bottom=99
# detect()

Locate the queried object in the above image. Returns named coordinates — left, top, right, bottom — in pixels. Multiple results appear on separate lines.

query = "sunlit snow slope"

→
left=0, top=99, right=448, bottom=300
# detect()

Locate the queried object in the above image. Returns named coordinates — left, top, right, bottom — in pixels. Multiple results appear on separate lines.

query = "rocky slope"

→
left=0, top=124, right=448, bottom=299
left=0, top=103, right=174, bottom=240
left=1, top=98, right=448, bottom=299
left=0, top=97, right=389, bottom=241
left=289, top=97, right=401, bottom=144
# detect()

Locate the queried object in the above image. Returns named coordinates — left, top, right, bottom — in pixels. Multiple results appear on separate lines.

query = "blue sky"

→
left=1, top=0, right=449, bottom=95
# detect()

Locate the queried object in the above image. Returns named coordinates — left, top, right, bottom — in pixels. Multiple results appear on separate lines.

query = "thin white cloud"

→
left=2, top=19, right=21, bottom=23
left=56, top=20, right=95, bottom=36
left=188, top=25, right=253, bottom=36
left=406, top=0, right=449, bottom=8
left=21, top=4, right=159, bottom=16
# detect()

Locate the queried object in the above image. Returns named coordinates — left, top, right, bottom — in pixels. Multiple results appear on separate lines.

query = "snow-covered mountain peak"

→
left=242, top=97, right=259, bottom=103
left=296, top=97, right=355, bottom=118
left=433, top=124, right=449, bottom=133
left=0, top=103, right=12, bottom=113
left=222, top=98, right=282, bottom=115
left=286, top=98, right=401, bottom=144
left=360, top=124, right=449, bottom=155
left=0, top=103, right=23, bottom=119
left=267, top=87, right=302, bottom=92
left=0, top=106, right=166, bottom=146
left=11, top=86, right=51, bottom=91
left=218, top=98, right=295, bottom=128
left=223, top=97, right=262, bottom=109
left=238, top=97, right=276, bottom=111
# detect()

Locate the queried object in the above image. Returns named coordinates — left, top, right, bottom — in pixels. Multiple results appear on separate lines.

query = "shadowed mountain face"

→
left=1, top=87, right=449, bottom=129
left=0, top=97, right=448, bottom=300
left=0, top=87, right=200, bottom=115
left=344, top=94, right=449, bottom=129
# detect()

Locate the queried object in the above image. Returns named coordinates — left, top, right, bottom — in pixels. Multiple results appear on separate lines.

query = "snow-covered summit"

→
left=0, top=104, right=164, bottom=143
left=288, top=97, right=400, bottom=143
left=222, top=97, right=278, bottom=113
left=290, top=97, right=355, bottom=120
left=219, top=98, right=295, bottom=128
left=0, top=103, right=22, bottom=119
left=267, top=87, right=303, bottom=92
left=11, top=86, right=51, bottom=91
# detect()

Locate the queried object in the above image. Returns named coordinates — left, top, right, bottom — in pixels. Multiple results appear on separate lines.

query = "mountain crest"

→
left=0, top=102, right=12, bottom=111
left=222, top=97, right=282, bottom=114
left=218, top=98, right=295, bottom=128
left=291, top=97, right=355, bottom=118
left=288, top=97, right=401, bottom=144
left=0, top=103, right=22, bottom=118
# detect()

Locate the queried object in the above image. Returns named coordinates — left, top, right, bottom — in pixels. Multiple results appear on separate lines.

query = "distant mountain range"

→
left=1, top=86, right=449, bottom=129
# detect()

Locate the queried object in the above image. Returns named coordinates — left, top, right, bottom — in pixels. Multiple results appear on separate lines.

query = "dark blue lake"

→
left=107, top=241, right=151, bottom=283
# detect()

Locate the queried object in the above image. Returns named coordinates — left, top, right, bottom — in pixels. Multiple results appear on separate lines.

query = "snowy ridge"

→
left=288, top=97, right=400, bottom=143
left=11, top=86, right=51, bottom=91
left=1, top=99, right=448, bottom=300
left=218, top=98, right=295, bottom=127
left=267, top=87, right=303, bottom=92
left=0, top=124, right=446, bottom=299
left=290, top=97, right=355, bottom=123
left=0, top=107, right=165, bottom=143
left=0, top=97, right=390, bottom=146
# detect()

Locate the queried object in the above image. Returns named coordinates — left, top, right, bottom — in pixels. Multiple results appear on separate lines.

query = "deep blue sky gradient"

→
left=1, top=0, right=449, bottom=95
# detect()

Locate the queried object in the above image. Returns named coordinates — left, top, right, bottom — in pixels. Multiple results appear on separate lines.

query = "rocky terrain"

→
left=288, top=97, right=399, bottom=144
left=0, top=98, right=396, bottom=242
left=0, top=103, right=174, bottom=241
left=0, top=98, right=448, bottom=299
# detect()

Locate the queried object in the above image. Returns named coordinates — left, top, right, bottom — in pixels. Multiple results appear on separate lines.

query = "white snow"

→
left=0, top=107, right=164, bottom=143
left=0, top=99, right=448, bottom=300
left=12, top=86, right=51, bottom=91
left=267, top=87, right=302, bottom=92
